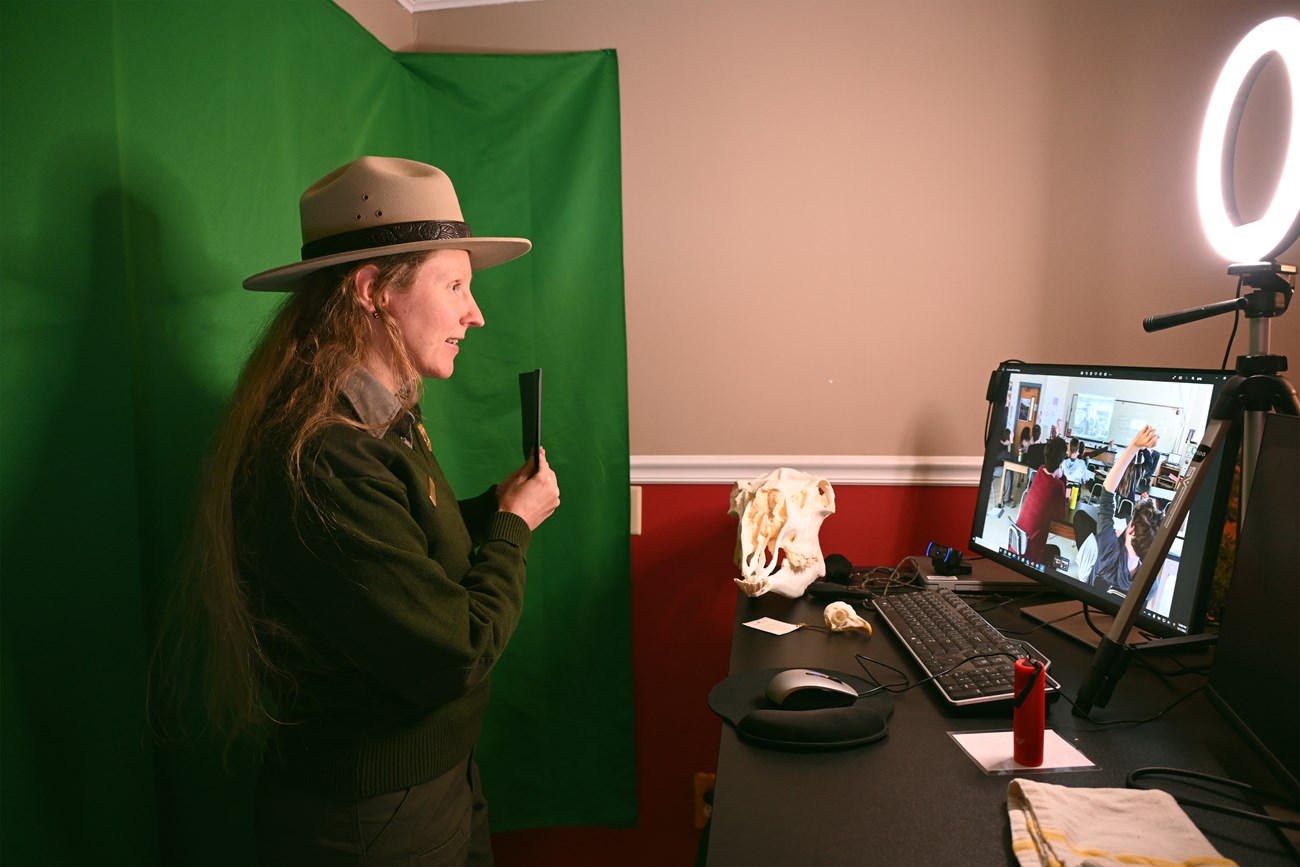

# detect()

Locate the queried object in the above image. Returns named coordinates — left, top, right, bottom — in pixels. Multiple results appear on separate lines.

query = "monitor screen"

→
left=970, top=362, right=1236, bottom=638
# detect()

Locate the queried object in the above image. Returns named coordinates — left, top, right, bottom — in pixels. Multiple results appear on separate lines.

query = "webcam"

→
left=926, top=542, right=971, bottom=576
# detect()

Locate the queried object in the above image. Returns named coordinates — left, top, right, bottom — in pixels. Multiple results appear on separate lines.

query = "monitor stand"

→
left=1022, top=602, right=1218, bottom=653
left=1020, top=601, right=1152, bottom=650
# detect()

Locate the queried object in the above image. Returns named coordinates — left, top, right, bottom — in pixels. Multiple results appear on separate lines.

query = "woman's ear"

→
left=353, top=264, right=382, bottom=316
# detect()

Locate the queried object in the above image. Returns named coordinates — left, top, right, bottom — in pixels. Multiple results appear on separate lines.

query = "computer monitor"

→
left=970, top=362, right=1236, bottom=641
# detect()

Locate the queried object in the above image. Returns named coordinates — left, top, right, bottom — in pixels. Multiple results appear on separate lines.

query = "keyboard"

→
left=872, top=589, right=1058, bottom=707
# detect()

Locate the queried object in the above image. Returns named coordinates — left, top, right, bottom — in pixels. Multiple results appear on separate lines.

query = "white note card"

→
left=949, top=729, right=1096, bottom=775
left=743, top=617, right=802, bottom=636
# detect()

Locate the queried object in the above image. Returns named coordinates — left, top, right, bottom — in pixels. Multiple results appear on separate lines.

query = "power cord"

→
left=998, top=607, right=1094, bottom=637
left=851, top=647, right=1043, bottom=699
left=847, top=557, right=925, bottom=598
left=1127, top=767, right=1300, bottom=831
left=1220, top=274, right=1246, bottom=371
left=965, top=590, right=1054, bottom=614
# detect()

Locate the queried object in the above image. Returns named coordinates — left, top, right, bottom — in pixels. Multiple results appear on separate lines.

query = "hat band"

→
left=301, top=219, right=472, bottom=261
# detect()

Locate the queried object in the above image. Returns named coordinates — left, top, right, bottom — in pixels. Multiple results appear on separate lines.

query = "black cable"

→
left=1057, top=683, right=1207, bottom=727
left=1075, top=606, right=1216, bottom=678
left=998, top=607, right=1089, bottom=636
left=850, top=557, right=924, bottom=599
left=1127, top=767, right=1300, bottom=830
left=857, top=606, right=1208, bottom=726
left=967, top=590, right=1053, bottom=613
left=983, top=397, right=995, bottom=450
left=985, top=359, right=1024, bottom=446
left=1080, top=604, right=1110, bottom=639
left=856, top=635, right=1211, bottom=726
left=1130, top=650, right=1213, bottom=678
left=851, top=653, right=913, bottom=695
left=852, top=648, right=1041, bottom=699
left=1220, top=275, right=1245, bottom=371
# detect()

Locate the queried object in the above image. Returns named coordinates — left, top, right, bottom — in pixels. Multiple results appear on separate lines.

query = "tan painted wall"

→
left=345, top=0, right=1300, bottom=457
left=334, top=0, right=415, bottom=51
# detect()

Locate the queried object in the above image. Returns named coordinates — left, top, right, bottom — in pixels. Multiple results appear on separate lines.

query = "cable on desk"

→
left=998, top=607, right=1095, bottom=637
left=1080, top=605, right=1111, bottom=640
left=854, top=647, right=1212, bottom=726
left=845, top=557, right=924, bottom=599
left=1076, top=607, right=1216, bottom=679
left=851, top=653, right=911, bottom=696
left=1078, top=605, right=1164, bottom=646
left=1056, top=683, right=1208, bottom=728
left=1130, top=651, right=1213, bottom=678
left=851, top=648, right=1037, bottom=699
left=1127, top=767, right=1300, bottom=830
left=993, top=602, right=1165, bottom=648
left=965, top=589, right=1053, bottom=614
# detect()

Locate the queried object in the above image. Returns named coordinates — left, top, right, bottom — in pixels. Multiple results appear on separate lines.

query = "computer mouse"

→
left=765, top=669, right=859, bottom=710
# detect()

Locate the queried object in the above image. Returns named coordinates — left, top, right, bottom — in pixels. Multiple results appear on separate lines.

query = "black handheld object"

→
left=519, top=368, right=542, bottom=473
left=806, top=554, right=869, bottom=598
left=823, top=553, right=853, bottom=584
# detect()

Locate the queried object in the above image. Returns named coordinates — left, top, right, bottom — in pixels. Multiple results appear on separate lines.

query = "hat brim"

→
left=242, top=236, right=531, bottom=292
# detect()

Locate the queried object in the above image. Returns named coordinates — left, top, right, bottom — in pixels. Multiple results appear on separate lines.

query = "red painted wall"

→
left=493, top=482, right=978, bottom=866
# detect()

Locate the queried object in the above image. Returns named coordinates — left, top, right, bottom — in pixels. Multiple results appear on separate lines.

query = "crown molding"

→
left=399, top=0, right=540, bottom=11
left=629, top=455, right=982, bottom=486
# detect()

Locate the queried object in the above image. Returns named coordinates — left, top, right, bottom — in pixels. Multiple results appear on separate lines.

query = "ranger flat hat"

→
left=243, top=156, right=532, bottom=292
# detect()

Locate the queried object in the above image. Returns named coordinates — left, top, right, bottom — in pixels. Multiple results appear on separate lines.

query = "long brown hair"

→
left=153, top=251, right=429, bottom=754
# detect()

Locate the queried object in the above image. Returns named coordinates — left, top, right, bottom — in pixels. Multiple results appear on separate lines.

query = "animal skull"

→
left=729, top=467, right=836, bottom=598
left=824, top=601, right=872, bottom=635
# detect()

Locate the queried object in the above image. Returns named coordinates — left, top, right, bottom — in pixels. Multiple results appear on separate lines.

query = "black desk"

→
left=706, top=589, right=1297, bottom=866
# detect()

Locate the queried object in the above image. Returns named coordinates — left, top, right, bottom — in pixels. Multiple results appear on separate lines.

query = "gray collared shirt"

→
left=343, top=367, right=418, bottom=448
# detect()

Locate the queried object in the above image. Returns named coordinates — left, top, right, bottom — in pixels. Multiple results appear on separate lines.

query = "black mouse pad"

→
left=708, top=667, right=894, bottom=751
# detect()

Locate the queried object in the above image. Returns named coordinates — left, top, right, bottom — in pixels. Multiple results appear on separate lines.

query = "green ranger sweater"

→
left=235, top=378, right=531, bottom=799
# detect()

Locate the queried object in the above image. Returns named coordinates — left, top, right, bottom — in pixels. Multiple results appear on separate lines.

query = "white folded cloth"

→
left=1007, top=778, right=1237, bottom=867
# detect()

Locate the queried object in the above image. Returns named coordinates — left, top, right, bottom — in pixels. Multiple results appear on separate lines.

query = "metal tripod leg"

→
left=1073, top=412, right=1240, bottom=716
left=1074, top=370, right=1300, bottom=716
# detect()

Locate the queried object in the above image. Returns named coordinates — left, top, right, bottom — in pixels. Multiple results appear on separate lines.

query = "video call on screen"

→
left=972, top=365, right=1229, bottom=635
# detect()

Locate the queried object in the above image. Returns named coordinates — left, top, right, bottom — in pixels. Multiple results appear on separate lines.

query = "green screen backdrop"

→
left=0, top=2, right=632, bottom=864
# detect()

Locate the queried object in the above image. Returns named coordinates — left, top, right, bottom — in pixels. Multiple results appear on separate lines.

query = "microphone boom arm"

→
left=1143, top=297, right=1247, bottom=332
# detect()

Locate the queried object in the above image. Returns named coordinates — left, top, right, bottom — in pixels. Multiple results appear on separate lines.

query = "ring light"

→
left=1195, top=16, right=1300, bottom=264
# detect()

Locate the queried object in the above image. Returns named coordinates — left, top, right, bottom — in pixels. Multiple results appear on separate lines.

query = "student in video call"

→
left=1023, top=424, right=1046, bottom=471
left=1072, top=510, right=1099, bottom=584
left=1016, top=426, right=1032, bottom=461
left=1000, top=427, right=1034, bottom=507
left=992, top=427, right=1013, bottom=506
left=1060, top=437, right=1112, bottom=486
left=1093, top=426, right=1164, bottom=594
left=1015, top=436, right=1069, bottom=564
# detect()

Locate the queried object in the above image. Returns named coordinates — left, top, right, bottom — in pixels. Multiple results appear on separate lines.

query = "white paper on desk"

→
left=949, top=730, right=1095, bottom=776
left=743, top=617, right=802, bottom=636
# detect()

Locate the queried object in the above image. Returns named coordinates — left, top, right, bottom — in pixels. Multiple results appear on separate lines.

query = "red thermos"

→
left=1013, top=658, right=1045, bottom=766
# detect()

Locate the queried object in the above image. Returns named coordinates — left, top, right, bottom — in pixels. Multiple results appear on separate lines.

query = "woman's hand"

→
left=496, top=448, right=560, bottom=530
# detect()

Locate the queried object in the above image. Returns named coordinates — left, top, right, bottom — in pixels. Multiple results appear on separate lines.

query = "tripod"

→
left=1074, top=261, right=1300, bottom=716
